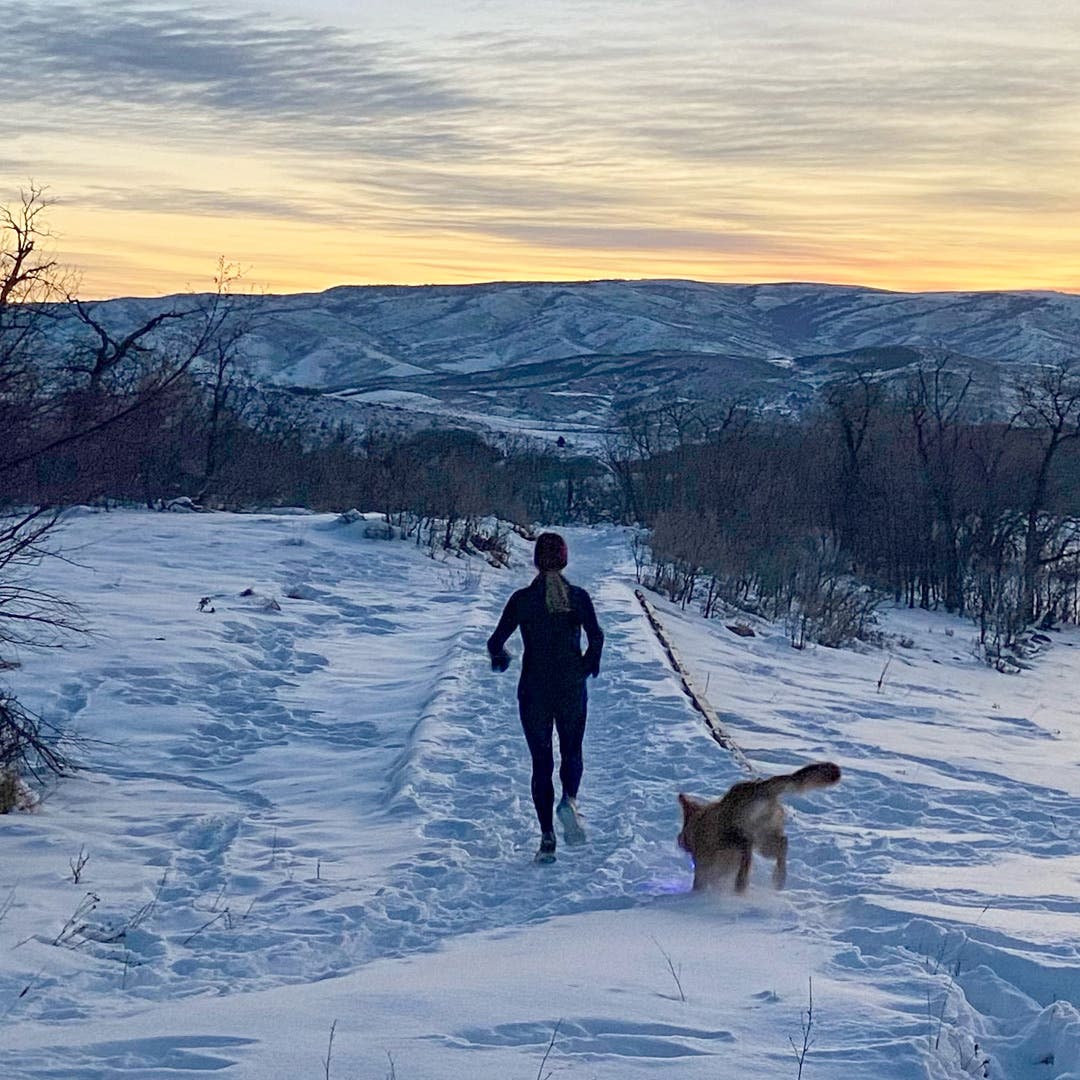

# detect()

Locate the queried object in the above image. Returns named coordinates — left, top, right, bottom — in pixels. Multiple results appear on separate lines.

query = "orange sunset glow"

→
left=6, top=0, right=1079, bottom=299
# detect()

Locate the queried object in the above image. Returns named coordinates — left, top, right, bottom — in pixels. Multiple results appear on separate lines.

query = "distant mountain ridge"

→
left=57, top=279, right=1080, bottom=441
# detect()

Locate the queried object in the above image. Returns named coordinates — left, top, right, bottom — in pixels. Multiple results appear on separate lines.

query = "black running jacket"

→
left=487, top=576, right=604, bottom=697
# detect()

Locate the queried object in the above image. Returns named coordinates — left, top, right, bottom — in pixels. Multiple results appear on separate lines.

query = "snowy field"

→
left=1, top=510, right=1078, bottom=1079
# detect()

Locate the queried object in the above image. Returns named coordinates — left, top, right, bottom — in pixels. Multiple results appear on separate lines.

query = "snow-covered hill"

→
left=1, top=510, right=1078, bottom=1078
left=42, top=280, right=1080, bottom=439
left=85, top=279, right=1080, bottom=377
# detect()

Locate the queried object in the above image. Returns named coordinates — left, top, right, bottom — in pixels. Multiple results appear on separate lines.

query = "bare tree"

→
left=1013, top=357, right=1080, bottom=624
left=0, top=183, right=68, bottom=370
left=0, top=220, right=245, bottom=487
left=180, top=260, right=262, bottom=499
left=0, top=508, right=81, bottom=650
left=904, top=355, right=974, bottom=613
left=822, top=370, right=883, bottom=553
left=65, top=300, right=191, bottom=396
left=0, top=508, right=83, bottom=791
left=0, top=185, right=72, bottom=486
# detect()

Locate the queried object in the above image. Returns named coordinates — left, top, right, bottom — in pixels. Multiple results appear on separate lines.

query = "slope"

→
left=0, top=512, right=1077, bottom=1078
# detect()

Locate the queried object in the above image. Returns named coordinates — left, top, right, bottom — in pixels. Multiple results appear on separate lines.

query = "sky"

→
left=5, top=0, right=1080, bottom=298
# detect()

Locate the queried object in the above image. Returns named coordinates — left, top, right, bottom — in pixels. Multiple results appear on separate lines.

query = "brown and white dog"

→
left=677, top=762, right=841, bottom=892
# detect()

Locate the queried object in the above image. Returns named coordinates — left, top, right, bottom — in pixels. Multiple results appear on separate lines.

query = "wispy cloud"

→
left=10, top=1, right=1078, bottom=178
left=460, top=15, right=1080, bottom=174
left=911, top=183, right=1077, bottom=215
left=479, top=222, right=800, bottom=256
left=80, top=184, right=341, bottom=223
left=3, top=0, right=484, bottom=160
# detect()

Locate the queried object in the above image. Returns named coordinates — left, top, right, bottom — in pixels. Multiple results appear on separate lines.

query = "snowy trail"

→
left=351, top=525, right=746, bottom=954
left=1, top=511, right=1078, bottom=1079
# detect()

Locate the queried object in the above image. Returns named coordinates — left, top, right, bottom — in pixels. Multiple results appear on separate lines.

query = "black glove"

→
left=490, top=649, right=511, bottom=673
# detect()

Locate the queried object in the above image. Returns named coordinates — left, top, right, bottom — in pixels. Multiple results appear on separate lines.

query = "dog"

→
left=677, top=762, right=841, bottom=892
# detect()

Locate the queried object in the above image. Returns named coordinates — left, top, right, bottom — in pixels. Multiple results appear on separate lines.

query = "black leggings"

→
left=519, top=686, right=587, bottom=834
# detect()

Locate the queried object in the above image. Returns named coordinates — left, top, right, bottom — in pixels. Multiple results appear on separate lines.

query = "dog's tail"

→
left=759, top=761, right=841, bottom=799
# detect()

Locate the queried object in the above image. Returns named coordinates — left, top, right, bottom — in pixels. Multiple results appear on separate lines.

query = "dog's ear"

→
left=678, top=792, right=702, bottom=819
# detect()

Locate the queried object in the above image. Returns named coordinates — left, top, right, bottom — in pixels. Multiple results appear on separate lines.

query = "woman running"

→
left=487, top=532, right=604, bottom=863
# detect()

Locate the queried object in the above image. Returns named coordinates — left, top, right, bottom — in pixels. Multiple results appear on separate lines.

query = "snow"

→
left=436, top=357, right=507, bottom=374
left=333, top=391, right=606, bottom=445
left=1, top=510, right=1078, bottom=1079
left=340, top=388, right=445, bottom=406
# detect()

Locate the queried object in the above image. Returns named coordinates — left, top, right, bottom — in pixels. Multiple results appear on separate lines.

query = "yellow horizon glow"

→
left=51, top=202, right=1080, bottom=301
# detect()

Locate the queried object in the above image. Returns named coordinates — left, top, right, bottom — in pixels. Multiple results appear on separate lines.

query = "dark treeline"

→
left=613, top=361, right=1080, bottom=661
left=3, top=368, right=610, bottom=537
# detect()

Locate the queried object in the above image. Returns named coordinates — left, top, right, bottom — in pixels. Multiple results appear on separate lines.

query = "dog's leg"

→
left=758, top=830, right=788, bottom=889
left=769, top=833, right=788, bottom=889
left=733, top=837, right=753, bottom=893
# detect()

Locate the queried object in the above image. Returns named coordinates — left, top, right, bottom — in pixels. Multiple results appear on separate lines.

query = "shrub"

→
left=0, top=692, right=72, bottom=788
